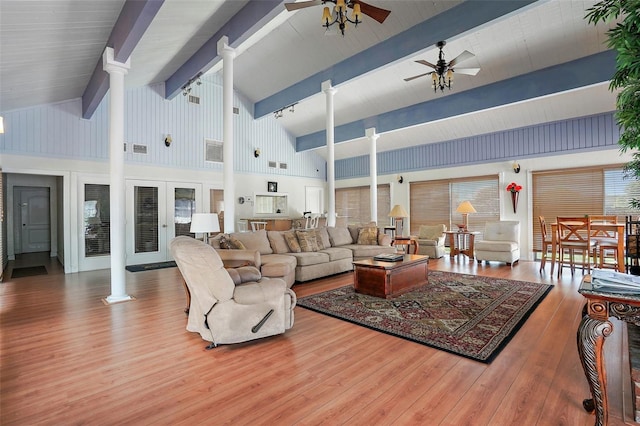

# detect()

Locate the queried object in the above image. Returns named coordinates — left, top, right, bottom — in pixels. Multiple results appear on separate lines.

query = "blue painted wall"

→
left=336, top=112, right=620, bottom=179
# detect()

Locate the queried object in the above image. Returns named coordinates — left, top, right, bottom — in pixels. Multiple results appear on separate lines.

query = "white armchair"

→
left=475, top=221, right=520, bottom=266
left=415, top=224, right=447, bottom=258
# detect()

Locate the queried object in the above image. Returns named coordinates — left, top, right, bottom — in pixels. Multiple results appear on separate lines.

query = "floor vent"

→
left=133, top=144, right=148, bottom=154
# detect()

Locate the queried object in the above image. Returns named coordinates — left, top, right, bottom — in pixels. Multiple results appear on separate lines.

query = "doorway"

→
left=13, top=186, right=51, bottom=254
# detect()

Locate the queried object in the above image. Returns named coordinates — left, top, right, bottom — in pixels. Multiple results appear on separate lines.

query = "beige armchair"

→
left=169, top=236, right=296, bottom=348
left=415, top=224, right=447, bottom=258
left=475, top=221, right=520, bottom=266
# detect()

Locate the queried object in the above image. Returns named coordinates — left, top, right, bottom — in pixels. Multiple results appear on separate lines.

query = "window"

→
left=84, top=184, right=110, bottom=257
left=410, top=175, right=500, bottom=234
left=336, top=184, right=390, bottom=225
left=532, top=165, right=640, bottom=253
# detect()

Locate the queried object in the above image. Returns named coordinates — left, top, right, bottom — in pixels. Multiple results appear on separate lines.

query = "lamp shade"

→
left=190, top=213, right=220, bottom=234
left=456, top=201, right=476, bottom=214
left=388, top=204, right=409, bottom=218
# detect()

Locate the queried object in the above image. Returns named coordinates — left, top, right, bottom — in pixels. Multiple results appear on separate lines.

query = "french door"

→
left=125, top=180, right=201, bottom=265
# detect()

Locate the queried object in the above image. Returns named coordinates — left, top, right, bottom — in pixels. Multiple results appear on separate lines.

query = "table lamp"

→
left=456, top=201, right=476, bottom=231
left=388, top=204, right=409, bottom=237
left=190, top=213, right=220, bottom=244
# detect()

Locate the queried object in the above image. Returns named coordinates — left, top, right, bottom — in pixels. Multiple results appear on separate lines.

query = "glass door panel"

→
left=135, top=186, right=159, bottom=253
left=173, top=187, right=196, bottom=238
left=84, top=184, right=110, bottom=257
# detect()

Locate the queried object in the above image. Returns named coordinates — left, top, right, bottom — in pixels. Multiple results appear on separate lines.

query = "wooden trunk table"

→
left=353, top=254, right=429, bottom=299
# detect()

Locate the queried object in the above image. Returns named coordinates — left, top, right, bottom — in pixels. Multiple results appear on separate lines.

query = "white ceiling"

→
left=0, top=0, right=618, bottom=161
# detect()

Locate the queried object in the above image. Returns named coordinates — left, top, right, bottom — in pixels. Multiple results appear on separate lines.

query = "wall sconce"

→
left=254, top=148, right=261, bottom=158
left=512, top=161, right=520, bottom=174
left=164, top=134, right=172, bottom=147
left=397, top=175, right=404, bottom=184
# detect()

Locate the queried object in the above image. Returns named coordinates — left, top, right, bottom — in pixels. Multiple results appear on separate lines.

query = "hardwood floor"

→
left=0, top=254, right=634, bottom=425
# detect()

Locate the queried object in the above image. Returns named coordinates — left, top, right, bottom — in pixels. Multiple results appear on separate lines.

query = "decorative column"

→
left=218, top=37, right=236, bottom=233
left=103, top=47, right=132, bottom=304
left=366, top=128, right=379, bottom=223
left=323, top=80, right=337, bottom=227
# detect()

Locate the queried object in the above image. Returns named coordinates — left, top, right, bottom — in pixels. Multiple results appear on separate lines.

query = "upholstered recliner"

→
left=169, top=236, right=296, bottom=347
left=415, top=224, right=447, bottom=258
left=475, top=221, right=520, bottom=266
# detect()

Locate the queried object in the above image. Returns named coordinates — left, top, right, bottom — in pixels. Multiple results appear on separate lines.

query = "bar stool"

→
left=251, top=221, right=268, bottom=231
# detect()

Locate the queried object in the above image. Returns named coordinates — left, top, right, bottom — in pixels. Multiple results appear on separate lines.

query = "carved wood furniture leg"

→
left=577, top=312, right=612, bottom=426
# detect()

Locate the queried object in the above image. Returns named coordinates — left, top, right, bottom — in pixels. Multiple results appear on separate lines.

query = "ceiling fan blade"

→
left=351, top=1, right=391, bottom=23
left=448, top=50, right=475, bottom=68
left=404, top=72, right=432, bottom=82
left=415, top=59, right=437, bottom=69
left=284, top=0, right=323, bottom=12
left=452, top=67, right=480, bottom=76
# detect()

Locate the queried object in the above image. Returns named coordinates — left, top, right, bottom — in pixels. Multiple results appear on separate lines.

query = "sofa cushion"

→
left=260, top=254, right=296, bottom=277
left=417, top=239, right=438, bottom=247
left=327, top=226, right=353, bottom=246
left=229, top=229, right=273, bottom=255
left=419, top=224, right=446, bottom=240
left=296, top=230, right=319, bottom=252
left=283, top=231, right=301, bottom=253
left=341, top=244, right=397, bottom=259
left=475, top=240, right=518, bottom=252
left=316, top=227, right=331, bottom=249
left=267, top=231, right=290, bottom=254
left=226, top=266, right=261, bottom=285
left=288, top=251, right=330, bottom=266
left=357, top=226, right=378, bottom=245
left=319, top=247, right=353, bottom=262
left=378, top=232, right=392, bottom=246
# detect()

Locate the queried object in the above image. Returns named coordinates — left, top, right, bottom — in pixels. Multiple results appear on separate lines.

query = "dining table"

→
left=550, top=221, right=625, bottom=273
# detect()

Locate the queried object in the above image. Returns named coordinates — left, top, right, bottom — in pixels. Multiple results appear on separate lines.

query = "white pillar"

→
left=322, top=80, right=337, bottom=227
left=103, top=47, right=132, bottom=304
left=366, top=128, right=379, bottom=223
left=218, top=37, right=236, bottom=233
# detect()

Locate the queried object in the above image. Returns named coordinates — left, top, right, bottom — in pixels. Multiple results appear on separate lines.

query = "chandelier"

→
left=321, top=0, right=362, bottom=36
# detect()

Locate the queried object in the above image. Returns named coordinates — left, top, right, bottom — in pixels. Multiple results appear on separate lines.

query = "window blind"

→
left=84, top=184, right=110, bottom=257
left=531, top=166, right=636, bottom=252
left=336, top=184, right=390, bottom=225
left=410, top=175, right=499, bottom=234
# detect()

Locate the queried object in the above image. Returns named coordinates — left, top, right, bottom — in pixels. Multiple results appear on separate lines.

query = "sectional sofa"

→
left=211, top=225, right=397, bottom=287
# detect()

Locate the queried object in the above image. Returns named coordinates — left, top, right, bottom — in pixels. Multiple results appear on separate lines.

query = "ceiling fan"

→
left=285, top=1, right=391, bottom=36
left=404, top=41, right=480, bottom=92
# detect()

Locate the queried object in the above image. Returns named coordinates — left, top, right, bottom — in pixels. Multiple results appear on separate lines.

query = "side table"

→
left=445, top=231, right=479, bottom=259
left=392, top=236, right=419, bottom=254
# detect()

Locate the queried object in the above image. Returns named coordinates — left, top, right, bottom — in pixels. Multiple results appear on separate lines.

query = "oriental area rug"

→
left=297, top=271, right=552, bottom=363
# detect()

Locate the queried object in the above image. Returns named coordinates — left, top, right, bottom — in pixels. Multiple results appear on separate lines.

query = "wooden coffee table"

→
left=353, top=254, right=429, bottom=299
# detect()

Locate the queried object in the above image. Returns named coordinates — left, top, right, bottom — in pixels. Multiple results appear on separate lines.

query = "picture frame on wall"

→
left=267, top=181, right=278, bottom=193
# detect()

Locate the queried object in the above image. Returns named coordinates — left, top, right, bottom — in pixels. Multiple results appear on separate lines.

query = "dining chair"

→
left=538, top=216, right=556, bottom=274
left=556, top=217, right=598, bottom=277
left=589, top=215, right=620, bottom=270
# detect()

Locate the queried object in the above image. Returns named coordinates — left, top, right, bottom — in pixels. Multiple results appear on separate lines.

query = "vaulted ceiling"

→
left=0, top=0, right=618, bottom=161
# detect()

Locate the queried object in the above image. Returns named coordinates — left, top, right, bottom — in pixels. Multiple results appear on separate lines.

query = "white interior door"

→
left=126, top=181, right=203, bottom=265
left=305, top=186, right=324, bottom=214
left=15, top=186, right=50, bottom=254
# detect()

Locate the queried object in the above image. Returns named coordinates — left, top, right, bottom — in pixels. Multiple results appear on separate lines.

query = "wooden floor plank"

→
left=0, top=254, right=631, bottom=425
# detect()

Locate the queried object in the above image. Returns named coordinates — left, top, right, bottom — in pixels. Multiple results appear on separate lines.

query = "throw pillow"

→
left=267, top=231, right=290, bottom=254
left=296, top=230, right=319, bottom=252
left=357, top=226, right=378, bottom=245
left=218, top=235, right=232, bottom=249
left=316, top=227, right=331, bottom=248
left=313, top=229, right=326, bottom=250
left=283, top=231, right=302, bottom=253
left=229, top=237, right=247, bottom=250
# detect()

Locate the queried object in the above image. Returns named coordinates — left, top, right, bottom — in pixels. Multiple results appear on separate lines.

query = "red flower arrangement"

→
left=506, top=182, right=523, bottom=193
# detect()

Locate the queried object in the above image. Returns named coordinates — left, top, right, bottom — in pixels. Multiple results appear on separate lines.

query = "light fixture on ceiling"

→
left=273, top=103, right=297, bottom=119
left=404, top=41, right=480, bottom=93
left=284, top=1, right=391, bottom=37
left=182, top=74, right=203, bottom=97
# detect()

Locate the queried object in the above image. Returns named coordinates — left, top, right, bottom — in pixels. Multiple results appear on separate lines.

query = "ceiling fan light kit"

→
left=286, top=0, right=391, bottom=37
left=405, top=40, right=480, bottom=93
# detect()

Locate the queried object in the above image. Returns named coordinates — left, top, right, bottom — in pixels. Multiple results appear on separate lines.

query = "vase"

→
left=510, top=191, right=518, bottom=213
